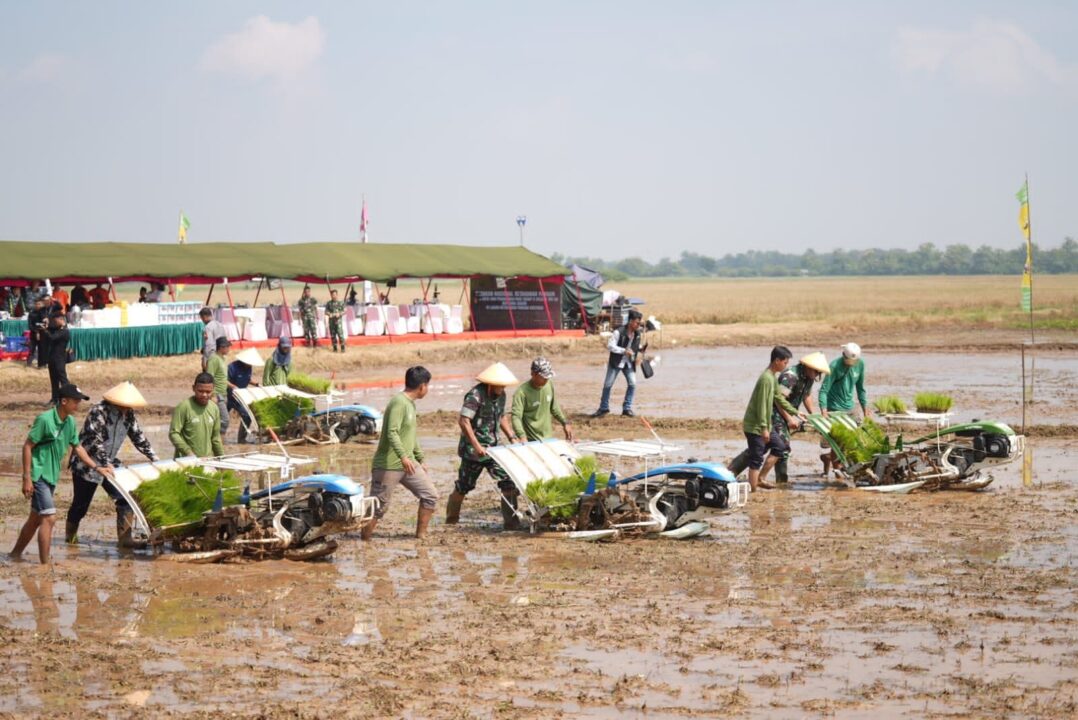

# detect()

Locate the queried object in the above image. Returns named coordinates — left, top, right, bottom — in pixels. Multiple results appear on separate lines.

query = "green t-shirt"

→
left=263, top=357, right=291, bottom=386
left=169, top=397, right=223, bottom=459
left=511, top=380, right=568, bottom=441
left=372, top=392, right=424, bottom=471
left=206, top=353, right=228, bottom=397
left=818, top=357, right=867, bottom=412
left=28, top=407, right=80, bottom=487
left=743, top=368, right=798, bottom=436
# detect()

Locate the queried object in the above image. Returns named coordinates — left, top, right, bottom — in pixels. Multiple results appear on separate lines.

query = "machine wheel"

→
left=357, top=416, right=377, bottom=436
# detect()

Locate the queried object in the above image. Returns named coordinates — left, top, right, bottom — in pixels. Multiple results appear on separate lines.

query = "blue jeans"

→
left=599, top=364, right=636, bottom=412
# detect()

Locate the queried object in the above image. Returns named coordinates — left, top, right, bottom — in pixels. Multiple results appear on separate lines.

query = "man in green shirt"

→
left=817, top=342, right=871, bottom=476
left=362, top=366, right=437, bottom=541
left=742, top=346, right=803, bottom=491
left=205, top=336, right=232, bottom=437
left=169, top=373, right=225, bottom=459
left=511, top=357, right=575, bottom=442
left=11, top=384, right=113, bottom=564
left=263, top=336, right=293, bottom=386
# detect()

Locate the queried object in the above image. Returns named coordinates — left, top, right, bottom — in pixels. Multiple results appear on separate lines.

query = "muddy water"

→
left=1, top=431, right=1075, bottom=717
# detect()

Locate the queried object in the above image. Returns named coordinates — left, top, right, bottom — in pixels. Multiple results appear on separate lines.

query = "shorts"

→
left=744, top=431, right=784, bottom=471
left=370, top=467, right=439, bottom=519
left=31, top=479, right=56, bottom=516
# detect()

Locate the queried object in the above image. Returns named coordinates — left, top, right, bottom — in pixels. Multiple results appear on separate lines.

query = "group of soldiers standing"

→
left=297, top=286, right=347, bottom=352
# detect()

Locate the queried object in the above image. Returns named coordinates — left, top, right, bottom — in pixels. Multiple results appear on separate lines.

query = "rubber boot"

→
left=65, top=519, right=80, bottom=544
left=727, top=450, right=750, bottom=478
left=116, top=507, right=143, bottom=548
left=238, top=424, right=248, bottom=445
left=775, top=458, right=789, bottom=484
left=500, top=489, right=522, bottom=531
left=416, top=506, right=435, bottom=539
left=445, top=491, right=465, bottom=525
left=360, top=519, right=378, bottom=541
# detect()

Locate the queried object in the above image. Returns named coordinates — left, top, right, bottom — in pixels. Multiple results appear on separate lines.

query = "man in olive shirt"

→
left=12, top=384, right=114, bottom=564
left=511, top=357, right=575, bottom=442
left=263, top=336, right=293, bottom=386
left=362, top=366, right=437, bottom=540
left=205, top=336, right=232, bottom=437
left=742, top=346, right=804, bottom=491
left=169, top=373, right=225, bottom=458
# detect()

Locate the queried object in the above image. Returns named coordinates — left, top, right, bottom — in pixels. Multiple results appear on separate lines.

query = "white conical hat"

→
left=475, top=362, right=519, bottom=386
left=800, top=352, right=830, bottom=374
left=234, top=347, right=265, bottom=367
left=103, top=381, right=148, bottom=409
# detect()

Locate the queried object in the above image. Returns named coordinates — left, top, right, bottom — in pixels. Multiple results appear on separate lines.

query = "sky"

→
left=1, top=1, right=1076, bottom=260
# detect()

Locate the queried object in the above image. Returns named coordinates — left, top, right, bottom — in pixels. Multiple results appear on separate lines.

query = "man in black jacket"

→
left=45, top=312, right=71, bottom=405
left=25, top=297, right=48, bottom=368
left=592, top=309, right=645, bottom=417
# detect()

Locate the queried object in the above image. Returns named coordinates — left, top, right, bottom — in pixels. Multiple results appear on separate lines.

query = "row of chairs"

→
left=216, top=304, right=465, bottom=341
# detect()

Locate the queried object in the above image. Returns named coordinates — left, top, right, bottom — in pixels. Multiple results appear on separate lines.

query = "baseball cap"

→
left=278, top=335, right=293, bottom=348
left=841, top=342, right=861, bottom=360
left=530, top=357, right=555, bottom=379
left=58, top=384, right=90, bottom=401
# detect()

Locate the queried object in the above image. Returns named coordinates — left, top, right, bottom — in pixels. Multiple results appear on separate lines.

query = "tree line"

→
left=552, top=238, right=1078, bottom=279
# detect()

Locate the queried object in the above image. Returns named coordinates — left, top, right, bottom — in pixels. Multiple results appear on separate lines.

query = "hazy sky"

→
left=1, top=1, right=1075, bottom=260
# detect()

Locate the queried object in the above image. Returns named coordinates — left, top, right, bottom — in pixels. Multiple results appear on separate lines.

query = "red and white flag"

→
left=360, top=198, right=369, bottom=241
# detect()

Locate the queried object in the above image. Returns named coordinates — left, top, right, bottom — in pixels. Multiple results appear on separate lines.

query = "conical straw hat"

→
left=234, top=347, right=266, bottom=367
left=103, top=381, right=148, bottom=409
left=800, top=352, right=830, bottom=374
left=475, top=362, right=519, bottom=386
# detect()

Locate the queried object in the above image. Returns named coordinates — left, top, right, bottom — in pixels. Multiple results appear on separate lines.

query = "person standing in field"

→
left=742, top=346, right=804, bottom=491
left=11, top=384, right=113, bottom=564
left=511, top=357, right=575, bottom=442
left=228, top=348, right=264, bottom=444
left=818, top=342, right=871, bottom=476
left=25, top=296, right=48, bottom=369
left=362, top=366, right=437, bottom=541
left=298, top=286, right=319, bottom=348
left=446, top=363, right=523, bottom=530
left=199, top=307, right=227, bottom=371
left=65, top=382, right=158, bottom=547
left=325, top=289, right=347, bottom=352
left=729, top=352, right=828, bottom=483
left=592, top=309, right=645, bottom=417
left=44, top=311, right=71, bottom=405
left=169, top=373, right=224, bottom=459
left=263, top=336, right=293, bottom=385
left=205, top=337, right=232, bottom=438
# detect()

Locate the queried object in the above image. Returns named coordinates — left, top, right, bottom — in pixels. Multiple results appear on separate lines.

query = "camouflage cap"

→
left=530, top=356, right=555, bottom=379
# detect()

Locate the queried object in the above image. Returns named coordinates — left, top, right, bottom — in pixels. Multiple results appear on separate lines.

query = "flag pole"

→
left=1022, top=173, right=1035, bottom=487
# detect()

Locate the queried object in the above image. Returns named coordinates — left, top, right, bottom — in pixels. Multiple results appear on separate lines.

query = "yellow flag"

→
left=1018, top=203, right=1030, bottom=240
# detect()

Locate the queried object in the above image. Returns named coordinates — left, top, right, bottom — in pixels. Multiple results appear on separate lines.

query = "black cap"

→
left=216, top=337, right=232, bottom=349
left=58, top=384, right=90, bottom=401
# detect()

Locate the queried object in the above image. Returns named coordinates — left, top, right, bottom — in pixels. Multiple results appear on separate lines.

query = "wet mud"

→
left=0, top=347, right=1076, bottom=717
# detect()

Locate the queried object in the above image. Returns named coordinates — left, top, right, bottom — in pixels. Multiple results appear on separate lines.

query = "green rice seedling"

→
left=250, top=395, right=315, bottom=430
left=524, top=456, right=610, bottom=519
left=914, top=392, right=953, bottom=413
left=287, top=372, right=331, bottom=395
left=132, top=467, right=243, bottom=529
left=830, top=419, right=891, bottom=465
left=873, top=395, right=907, bottom=415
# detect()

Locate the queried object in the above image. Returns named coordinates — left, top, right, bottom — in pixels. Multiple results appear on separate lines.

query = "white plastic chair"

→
left=421, top=304, right=444, bottom=334
left=445, top=304, right=464, bottom=334
left=364, top=305, right=385, bottom=336
left=385, top=305, right=408, bottom=336
left=345, top=306, right=364, bottom=335
left=400, top=305, right=421, bottom=334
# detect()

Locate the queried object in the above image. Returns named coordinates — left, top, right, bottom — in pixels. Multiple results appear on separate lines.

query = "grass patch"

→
left=287, top=371, right=331, bottom=395
left=830, top=419, right=891, bottom=465
left=250, top=395, right=315, bottom=430
left=914, top=392, right=953, bottom=413
left=873, top=395, right=908, bottom=415
left=524, top=456, right=610, bottom=519
left=132, top=467, right=243, bottom=528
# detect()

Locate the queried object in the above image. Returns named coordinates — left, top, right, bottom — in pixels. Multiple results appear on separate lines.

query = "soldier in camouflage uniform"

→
left=446, top=363, right=523, bottom=529
left=325, top=289, right=347, bottom=352
left=297, top=285, right=319, bottom=348
left=728, top=352, right=829, bottom=483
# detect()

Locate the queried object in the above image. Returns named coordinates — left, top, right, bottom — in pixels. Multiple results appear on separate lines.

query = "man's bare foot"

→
left=757, top=480, right=776, bottom=490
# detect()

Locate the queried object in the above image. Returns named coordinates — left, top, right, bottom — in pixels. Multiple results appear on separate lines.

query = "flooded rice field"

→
left=0, top=345, right=1075, bottom=717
